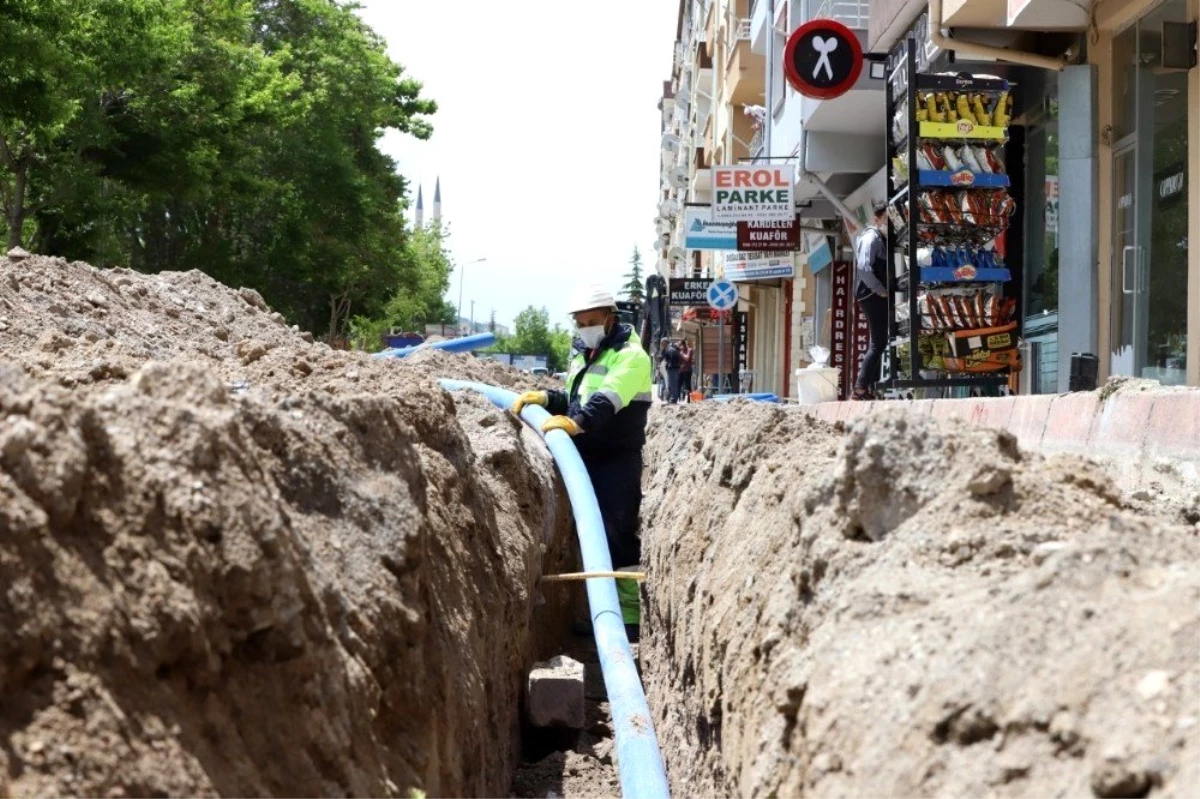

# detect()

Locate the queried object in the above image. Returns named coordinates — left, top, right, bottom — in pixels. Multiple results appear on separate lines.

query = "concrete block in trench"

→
left=527, top=655, right=585, bottom=729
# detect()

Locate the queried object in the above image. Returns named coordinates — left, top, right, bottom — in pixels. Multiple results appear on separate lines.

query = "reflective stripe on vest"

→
left=569, top=341, right=653, bottom=411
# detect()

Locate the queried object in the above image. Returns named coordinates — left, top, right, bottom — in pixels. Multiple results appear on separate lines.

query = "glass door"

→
left=1110, top=142, right=1148, bottom=376
left=1108, top=0, right=1191, bottom=384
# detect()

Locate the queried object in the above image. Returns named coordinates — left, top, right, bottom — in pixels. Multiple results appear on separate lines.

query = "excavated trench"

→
left=2, top=252, right=1198, bottom=798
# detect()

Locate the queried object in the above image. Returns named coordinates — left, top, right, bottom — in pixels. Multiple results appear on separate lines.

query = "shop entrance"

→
left=1108, top=0, right=1192, bottom=384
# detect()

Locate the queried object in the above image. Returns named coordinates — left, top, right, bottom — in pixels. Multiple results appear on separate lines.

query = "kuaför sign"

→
left=712, top=165, right=794, bottom=223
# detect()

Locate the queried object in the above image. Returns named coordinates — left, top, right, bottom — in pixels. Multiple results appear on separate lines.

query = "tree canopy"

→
left=488, top=305, right=574, bottom=372
left=0, top=0, right=441, bottom=340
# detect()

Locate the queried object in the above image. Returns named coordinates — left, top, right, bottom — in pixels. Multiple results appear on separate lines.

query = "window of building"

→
left=1022, top=94, right=1060, bottom=394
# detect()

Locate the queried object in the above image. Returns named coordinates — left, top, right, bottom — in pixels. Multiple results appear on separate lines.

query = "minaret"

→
left=415, top=184, right=424, bottom=228
left=433, top=177, right=442, bottom=224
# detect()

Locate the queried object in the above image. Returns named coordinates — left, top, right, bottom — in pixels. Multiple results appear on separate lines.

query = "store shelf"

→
left=918, top=121, right=1009, bottom=141
left=919, top=266, right=1012, bottom=283
left=893, top=222, right=1008, bottom=249
left=916, top=74, right=1010, bottom=93
left=884, top=47, right=1019, bottom=394
left=892, top=375, right=1011, bottom=389
left=917, top=170, right=1010, bottom=188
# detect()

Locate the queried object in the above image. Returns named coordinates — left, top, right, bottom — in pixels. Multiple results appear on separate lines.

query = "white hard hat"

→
left=567, top=283, right=617, bottom=315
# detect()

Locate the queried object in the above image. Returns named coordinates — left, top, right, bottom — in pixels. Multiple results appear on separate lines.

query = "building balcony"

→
left=690, top=167, right=712, bottom=201
left=750, top=0, right=769, bottom=55
left=869, top=0, right=1094, bottom=51
left=868, top=0, right=924, bottom=53
left=723, top=23, right=765, bottom=107
left=730, top=110, right=757, bottom=162
left=942, top=0, right=1093, bottom=29
left=811, top=0, right=871, bottom=30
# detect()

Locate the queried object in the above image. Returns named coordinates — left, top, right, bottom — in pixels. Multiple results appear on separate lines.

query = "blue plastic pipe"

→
left=711, top=392, right=780, bottom=403
left=373, top=331, right=496, bottom=359
left=439, top=379, right=670, bottom=799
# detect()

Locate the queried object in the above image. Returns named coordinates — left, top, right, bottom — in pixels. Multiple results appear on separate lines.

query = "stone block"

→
left=527, top=655, right=585, bottom=729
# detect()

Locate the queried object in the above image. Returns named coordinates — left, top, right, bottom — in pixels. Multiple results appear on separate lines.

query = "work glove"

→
left=541, top=415, right=583, bottom=437
left=510, top=390, right=548, bottom=415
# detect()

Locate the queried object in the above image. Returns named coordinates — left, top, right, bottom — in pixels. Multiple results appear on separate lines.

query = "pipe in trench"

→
left=373, top=331, right=497, bottom=360
left=438, top=379, right=671, bottom=799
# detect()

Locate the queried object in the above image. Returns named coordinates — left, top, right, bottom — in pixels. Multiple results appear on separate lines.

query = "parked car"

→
left=530, top=366, right=549, bottom=377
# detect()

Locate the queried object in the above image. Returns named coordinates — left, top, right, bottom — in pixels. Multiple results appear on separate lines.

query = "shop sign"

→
left=1159, top=171, right=1185, bottom=200
left=806, top=231, right=833, bottom=274
left=683, top=205, right=737, bottom=250
left=735, top=310, right=749, bottom=379
left=712, top=165, right=795, bottom=223
left=668, top=278, right=710, bottom=307
left=1045, top=176, right=1059, bottom=234
left=783, top=18, right=864, bottom=101
left=831, top=261, right=871, bottom=401
left=723, top=251, right=796, bottom=282
left=736, top=215, right=802, bottom=251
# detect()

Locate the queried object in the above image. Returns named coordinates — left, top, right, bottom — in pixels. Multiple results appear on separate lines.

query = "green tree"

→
left=6, top=0, right=437, bottom=340
left=347, top=220, right=455, bottom=350
left=549, top=324, right=574, bottom=373
left=483, top=306, right=570, bottom=372
left=621, top=246, right=646, bottom=303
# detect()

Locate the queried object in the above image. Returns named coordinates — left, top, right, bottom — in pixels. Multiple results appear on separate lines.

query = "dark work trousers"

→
left=583, top=449, right=643, bottom=569
left=680, top=370, right=692, bottom=400
left=855, top=293, right=889, bottom=391
left=666, top=368, right=681, bottom=403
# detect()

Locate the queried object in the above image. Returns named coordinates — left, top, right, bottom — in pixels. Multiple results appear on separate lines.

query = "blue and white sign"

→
left=806, top=232, right=833, bottom=274
left=707, top=280, right=739, bottom=311
left=684, top=206, right=737, bottom=251
left=723, top=251, right=796, bottom=282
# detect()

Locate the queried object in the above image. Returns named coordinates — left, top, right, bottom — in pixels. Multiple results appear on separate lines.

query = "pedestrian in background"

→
left=663, top=338, right=682, bottom=403
left=853, top=201, right=890, bottom=400
left=679, top=339, right=694, bottom=402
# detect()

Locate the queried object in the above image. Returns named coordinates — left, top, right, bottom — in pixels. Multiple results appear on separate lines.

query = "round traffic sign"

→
left=783, top=18, right=864, bottom=101
left=707, top=280, right=738, bottom=312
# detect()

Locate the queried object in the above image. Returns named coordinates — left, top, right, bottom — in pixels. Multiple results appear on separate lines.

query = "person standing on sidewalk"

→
left=510, top=284, right=653, bottom=641
left=663, top=338, right=682, bottom=403
left=853, top=201, right=890, bottom=400
left=678, top=339, right=694, bottom=402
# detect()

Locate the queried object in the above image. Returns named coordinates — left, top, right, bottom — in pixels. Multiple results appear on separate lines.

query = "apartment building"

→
left=663, top=0, right=1198, bottom=396
left=659, top=0, right=886, bottom=398
left=659, top=0, right=800, bottom=397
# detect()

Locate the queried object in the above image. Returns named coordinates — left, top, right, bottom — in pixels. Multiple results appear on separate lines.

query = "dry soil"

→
left=0, top=252, right=579, bottom=797
left=640, top=400, right=1199, bottom=798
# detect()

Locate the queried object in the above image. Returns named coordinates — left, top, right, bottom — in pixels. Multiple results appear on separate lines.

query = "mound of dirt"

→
left=0, top=253, right=559, bottom=399
left=640, top=402, right=1199, bottom=798
left=0, top=253, right=579, bottom=796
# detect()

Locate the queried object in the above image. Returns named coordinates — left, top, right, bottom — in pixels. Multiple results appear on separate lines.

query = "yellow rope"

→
left=540, top=571, right=646, bottom=583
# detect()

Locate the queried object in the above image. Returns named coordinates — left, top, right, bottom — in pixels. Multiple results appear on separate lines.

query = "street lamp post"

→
left=457, top=257, right=487, bottom=335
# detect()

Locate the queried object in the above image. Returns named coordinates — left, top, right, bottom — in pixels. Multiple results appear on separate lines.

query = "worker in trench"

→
left=510, top=284, right=653, bottom=642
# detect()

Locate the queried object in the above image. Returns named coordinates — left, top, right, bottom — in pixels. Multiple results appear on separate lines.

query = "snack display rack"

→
left=883, top=39, right=1021, bottom=391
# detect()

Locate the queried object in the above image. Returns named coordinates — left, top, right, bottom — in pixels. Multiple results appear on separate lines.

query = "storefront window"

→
left=1024, top=96, right=1060, bottom=394
left=1109, top=0, right=1190, bottom=385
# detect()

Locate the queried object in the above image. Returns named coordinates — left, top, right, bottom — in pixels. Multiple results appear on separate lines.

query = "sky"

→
left=354, top=0, right=681, bottom=332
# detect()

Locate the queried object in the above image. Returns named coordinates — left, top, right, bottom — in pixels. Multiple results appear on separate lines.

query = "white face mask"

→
left=578, top=325, right=606, bottom=349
